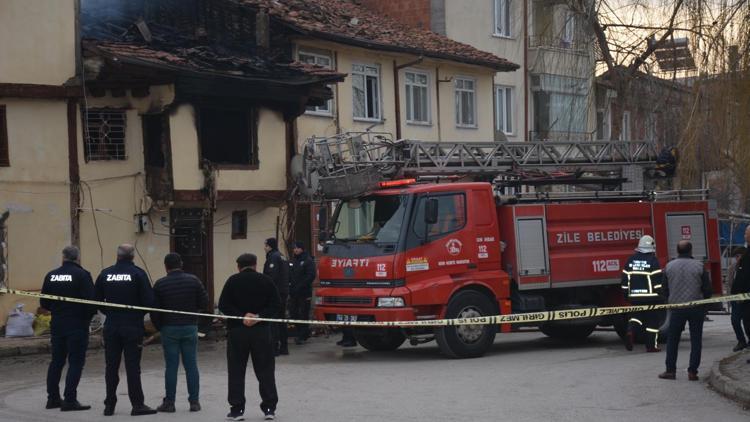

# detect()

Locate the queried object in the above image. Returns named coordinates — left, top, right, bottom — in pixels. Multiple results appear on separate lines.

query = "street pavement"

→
left=0, top=315, right=747, bottom=422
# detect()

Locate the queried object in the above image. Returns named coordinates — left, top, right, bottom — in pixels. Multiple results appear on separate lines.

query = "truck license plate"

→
left=335, top=314, right=358, bottom=322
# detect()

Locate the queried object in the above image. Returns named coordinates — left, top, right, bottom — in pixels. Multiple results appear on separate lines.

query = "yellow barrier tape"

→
left=1, top=288, right=747, bottom=328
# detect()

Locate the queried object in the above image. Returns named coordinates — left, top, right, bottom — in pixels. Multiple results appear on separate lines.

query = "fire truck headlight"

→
left=377, top=297, right=405, bottom=308
left=313, top=295, right=323, bottom=306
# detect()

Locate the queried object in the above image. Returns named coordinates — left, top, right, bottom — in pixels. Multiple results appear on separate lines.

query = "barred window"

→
left=84, top=108, right=127, bottom=161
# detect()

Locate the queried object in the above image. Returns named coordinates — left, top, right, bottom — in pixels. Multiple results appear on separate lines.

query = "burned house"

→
left=0, top=0, right=344, bottom=318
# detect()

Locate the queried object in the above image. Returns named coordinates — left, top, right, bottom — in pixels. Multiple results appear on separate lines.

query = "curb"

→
left=0, top=334, right=103, bottom=359
left=708, top=351, right=750, bottom=405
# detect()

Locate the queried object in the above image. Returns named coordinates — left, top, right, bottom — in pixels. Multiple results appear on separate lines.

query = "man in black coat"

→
left=94, top=244, right=157, bottom=416
left=152, top=253, right=209, bottom=413
left=730, top=226, right=750, bottom=363
left=289, top=241, right=316, bottom=345
left=41, top=245, right=96, bottom=412
left=263, top=238, right=289, bottom=356
left=219, top=253, right=281, bottom=421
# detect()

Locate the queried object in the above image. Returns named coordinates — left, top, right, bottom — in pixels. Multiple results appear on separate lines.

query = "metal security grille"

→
left=84, top=109, right=127, bottom=161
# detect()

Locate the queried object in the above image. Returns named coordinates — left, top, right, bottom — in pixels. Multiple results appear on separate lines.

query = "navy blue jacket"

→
left=264, top=249, right=289, bottom=297
left=41, top=261, right=96, bottom=333
left=152, top=270, right=209, bottom=330
left=94, top=260, right=154, bottom=326
left=290, top=252, right=316, bottom=298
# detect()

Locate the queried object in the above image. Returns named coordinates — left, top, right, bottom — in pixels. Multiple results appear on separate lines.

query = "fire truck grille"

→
left=322, top=296, right=373, bottom=306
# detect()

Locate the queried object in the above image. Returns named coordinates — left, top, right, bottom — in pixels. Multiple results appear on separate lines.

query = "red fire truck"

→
left=295, top=133, right=721, bottom=358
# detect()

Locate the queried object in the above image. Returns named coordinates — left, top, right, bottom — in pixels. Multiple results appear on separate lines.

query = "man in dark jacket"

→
left=289, top=241, right=316, bottom=345
left=659, top=241, right=713, bottom=380
left=263, top=238, right=289, bottom=356
left=730, top=226, right=750, bottom=362
left=41, top=245, right=96, bottom=412
left=621, top=235, right=665, bottom=352
left=219, top=253, right=281, bottom=421
left=94, top=244, right=157, bottom=416
left=152, top=253, right=209, bottom=413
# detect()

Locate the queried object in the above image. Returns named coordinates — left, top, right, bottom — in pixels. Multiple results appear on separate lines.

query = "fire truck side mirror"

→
left=425, top=198, right=439, bottom=225
left=318, top=206, right=329, bottom=242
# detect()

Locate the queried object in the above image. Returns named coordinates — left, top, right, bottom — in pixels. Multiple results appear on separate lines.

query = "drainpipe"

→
left=523, top=0, right=529, bottom=142
left=393, top=56, right=424, bottom=139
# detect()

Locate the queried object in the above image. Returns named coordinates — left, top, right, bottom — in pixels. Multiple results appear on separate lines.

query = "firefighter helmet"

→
left=635, top=235, right=656, bottom=253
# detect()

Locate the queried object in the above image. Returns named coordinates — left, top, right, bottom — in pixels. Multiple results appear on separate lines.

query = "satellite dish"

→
left=290, top=154, right=319, bottom=197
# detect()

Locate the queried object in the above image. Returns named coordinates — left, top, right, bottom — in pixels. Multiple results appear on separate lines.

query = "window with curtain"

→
left=495, top=85, right=514, bottom=134
left=405, top=70, right=430, bottom=124
left=455, top=77, right=477, bottom=127
left=352, top=64, right=381, bottom=120
left=494, top=0, right=511, bottom=37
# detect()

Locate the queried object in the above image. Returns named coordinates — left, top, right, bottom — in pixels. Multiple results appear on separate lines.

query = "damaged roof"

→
left=236, top=0, right=519, bottom=71
left=84, top=40, right=344, bottom=86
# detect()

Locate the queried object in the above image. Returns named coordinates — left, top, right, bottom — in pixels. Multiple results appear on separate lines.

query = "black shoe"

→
left=189, top=400, right=201, bottom=412
left=340, top=340, right=357, bottom=348
left=103, top=403, right=115, bottom=416
left=156, top=399, right=175, bottom=413
left=46, top=398, right=62, bottom=409
left=131, top=404, right=157, bottom=416
left=60, top=401, right=91, bottom=412
left=226, top=408, right=245, bottom=421
left=734, top=342, right=747, bottom=352
left=264, top=409, right=276, bottom=420
left=624, top=330, right=634, bottom=351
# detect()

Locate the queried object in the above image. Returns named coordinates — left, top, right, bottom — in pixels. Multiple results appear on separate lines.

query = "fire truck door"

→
left=665, top=213, right=708, bottom=260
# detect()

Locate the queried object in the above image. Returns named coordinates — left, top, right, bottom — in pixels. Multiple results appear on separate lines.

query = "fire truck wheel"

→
left=539, top=322, right=596, bottom=340
left=354, top=329, right=406, bottom=351
left=435, top=290, right=497, bottom=359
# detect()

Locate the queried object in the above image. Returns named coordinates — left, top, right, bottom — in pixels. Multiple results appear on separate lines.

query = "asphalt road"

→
left=0, top=315, right=747, bottom=422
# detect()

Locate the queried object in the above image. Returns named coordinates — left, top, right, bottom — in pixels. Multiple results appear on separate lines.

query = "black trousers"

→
left=665, top=307, right=705, bottom=373
left=627, top=308, right=661, bottom=349
left=47, top=326, right=89, bottom=402
left=103, top=323, right=145, bottom=407
left=289, top=296, right=311, bottom=340
left=227, top=324, right=278, bottom=413
left=272, top=293, right=288, bottom=351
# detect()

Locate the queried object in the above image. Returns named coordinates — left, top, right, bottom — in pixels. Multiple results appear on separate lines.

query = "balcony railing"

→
left=529, top=130, right=593, bottom=142
left=528, top=35, right=591, bottom=53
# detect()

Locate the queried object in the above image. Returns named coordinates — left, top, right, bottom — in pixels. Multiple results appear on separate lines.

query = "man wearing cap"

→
left=263, top=238, right=289, bottom=356
left=289, top=241, right=316, bottom=345
left=621, top=234, right=665, bottom=352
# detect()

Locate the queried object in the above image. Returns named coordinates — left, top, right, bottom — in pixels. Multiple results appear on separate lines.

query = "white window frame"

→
left=494, top=85, right=514, bottom=135
left=351, top=63, right=382, bottom=122
left=493, top=0, right=512, bottom=38
left=454, top=77, right=478, bottom=128
left=298, top=49, right=335, bottom=116
left=562, top=11, right=575, bottom=46
left=596, top=107, right=611, bottom=141
left=404, top=69, right=431, bottom=125
left=620, top=110, right=631, bottom=141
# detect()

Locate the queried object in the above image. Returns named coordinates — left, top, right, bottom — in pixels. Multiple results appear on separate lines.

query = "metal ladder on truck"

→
left=292, top=131, right=664, bottom=200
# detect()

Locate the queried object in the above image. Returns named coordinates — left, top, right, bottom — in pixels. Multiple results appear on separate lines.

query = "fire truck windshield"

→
left=333, top=195, right=407, bottom=244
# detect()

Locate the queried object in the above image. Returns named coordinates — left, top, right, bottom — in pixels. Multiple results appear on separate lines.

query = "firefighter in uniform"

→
left=621, top=235, right=665, bottom=352
left=94, top=244, right=157, bottom=416
left=41, top=245, right=96, bottom=412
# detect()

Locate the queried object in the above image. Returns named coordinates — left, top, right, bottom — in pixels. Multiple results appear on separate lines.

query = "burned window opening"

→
left=83, top=108, right=127, bottom=161
left=199, top=107, right=258, bottom=167
left=142, top=114, right=167, bottom=168
left=231, top=210, right=248, bottom=239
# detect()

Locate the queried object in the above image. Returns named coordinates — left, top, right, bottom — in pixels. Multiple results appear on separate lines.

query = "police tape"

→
left=1, top=287, right=747, bottom=328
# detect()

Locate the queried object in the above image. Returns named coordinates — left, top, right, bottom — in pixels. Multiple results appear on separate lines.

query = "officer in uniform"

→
left=264, top=238, right=289, bottom=356
left=94, top=244, right=157, bottom=416
left=621, top=235, right=665, bottom=352
left=41, top=245, right=95, bottom=412
left=289, top=241, right=316, bottom=345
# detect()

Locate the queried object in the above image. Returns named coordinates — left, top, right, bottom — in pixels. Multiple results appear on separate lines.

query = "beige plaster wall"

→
left=0, top=0, right=77, bottom=85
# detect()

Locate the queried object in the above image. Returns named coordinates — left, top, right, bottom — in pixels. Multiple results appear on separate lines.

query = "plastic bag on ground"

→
left=5, top=303, right=35, bottom=337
